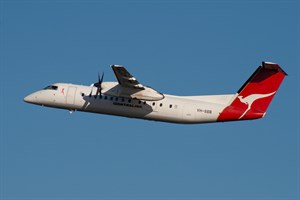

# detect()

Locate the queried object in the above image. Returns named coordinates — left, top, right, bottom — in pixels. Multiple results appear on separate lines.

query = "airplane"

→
left=24, top=62, right=287, bottom=124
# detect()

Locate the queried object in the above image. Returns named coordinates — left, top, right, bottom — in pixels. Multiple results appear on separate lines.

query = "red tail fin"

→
left=217, top=62, right=287, bottom=122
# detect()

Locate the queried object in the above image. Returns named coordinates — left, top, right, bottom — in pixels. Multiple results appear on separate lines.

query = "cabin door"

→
left=66, top=86, right=77, bottom=104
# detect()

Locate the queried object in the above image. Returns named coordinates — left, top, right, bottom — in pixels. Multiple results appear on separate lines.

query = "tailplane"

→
left=217, top=62, right=287, bottom=122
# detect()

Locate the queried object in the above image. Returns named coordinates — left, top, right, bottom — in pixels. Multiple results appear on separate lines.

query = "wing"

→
left=112, top=65, right=145, bottom=90
left=111, top=65, right=164, bottom=101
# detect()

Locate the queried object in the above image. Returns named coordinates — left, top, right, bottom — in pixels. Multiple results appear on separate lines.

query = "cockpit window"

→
left=43, top=85, right=58, bottom=90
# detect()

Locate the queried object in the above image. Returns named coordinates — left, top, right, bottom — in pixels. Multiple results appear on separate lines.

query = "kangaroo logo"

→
left=237, top=91, right=276, bottom=119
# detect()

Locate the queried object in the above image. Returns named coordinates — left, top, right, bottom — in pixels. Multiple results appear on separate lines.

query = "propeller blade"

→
left=89, top=86, right=93, bottom=97
left=95, top=87, right=100, bottom=98
left=99, top=72, right=104, bottom=97
left=100, top=72, right=104, bottom=83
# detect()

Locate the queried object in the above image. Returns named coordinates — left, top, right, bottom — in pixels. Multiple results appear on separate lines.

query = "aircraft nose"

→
left=24, top=94, right=36, bottom=104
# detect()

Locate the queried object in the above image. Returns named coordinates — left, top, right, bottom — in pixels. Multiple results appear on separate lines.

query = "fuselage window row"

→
left=81, top=92, right=176, bottom=109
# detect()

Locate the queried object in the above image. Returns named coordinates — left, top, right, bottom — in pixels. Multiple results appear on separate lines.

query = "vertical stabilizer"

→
left=217, top=62, right=287, bottom=122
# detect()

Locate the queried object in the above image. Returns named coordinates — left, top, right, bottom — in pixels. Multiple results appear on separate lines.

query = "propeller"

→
left=89, top=72, right=104, bottom=98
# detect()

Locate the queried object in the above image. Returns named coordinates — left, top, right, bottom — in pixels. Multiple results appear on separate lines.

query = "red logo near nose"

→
left=61, top=88, right=65, bottom=95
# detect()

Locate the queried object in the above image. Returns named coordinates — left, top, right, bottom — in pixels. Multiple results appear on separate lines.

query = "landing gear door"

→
left=66, top=86, right=77, bottom=104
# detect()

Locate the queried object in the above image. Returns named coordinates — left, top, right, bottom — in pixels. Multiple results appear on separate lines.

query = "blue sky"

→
left=1, top=0, right=299, bottom=199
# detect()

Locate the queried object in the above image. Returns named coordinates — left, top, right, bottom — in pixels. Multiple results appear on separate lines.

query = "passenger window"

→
left=128, top=99, right=131, bottom=103
left=115, top=97, right=118, bottom=101
left=81, top=93, right=85, bottom=97
left=169, top=104, right=172, bottom=108
left=110, top=96, right=113, bottom=101
left=104, top=96, right=107, bottom=100
left=160, top=103, right=163, bottom=107
left=152, top=102, right=155, bottom=106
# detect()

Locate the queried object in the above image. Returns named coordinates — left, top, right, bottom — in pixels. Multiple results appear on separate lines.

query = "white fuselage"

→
left=24, top=82, right=234, bottom=124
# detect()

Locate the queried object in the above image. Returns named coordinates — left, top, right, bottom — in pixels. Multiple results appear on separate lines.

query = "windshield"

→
left=43, top=85, right=58, bottom=90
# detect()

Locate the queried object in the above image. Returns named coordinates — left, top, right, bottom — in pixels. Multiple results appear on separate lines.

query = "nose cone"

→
left=24, top=94, right=36, bottom=104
